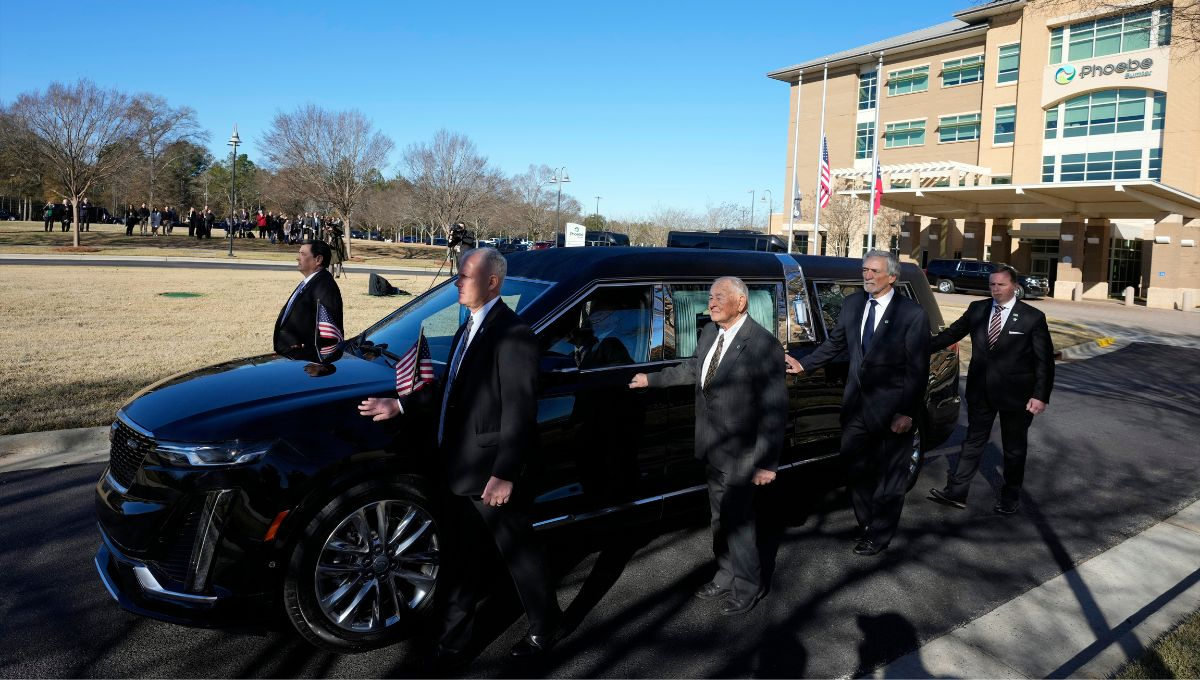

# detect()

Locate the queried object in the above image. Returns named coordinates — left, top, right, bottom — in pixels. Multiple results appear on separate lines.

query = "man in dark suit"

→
left=630, top=276, right=787, bottom=615
left=358, top=247, right=560, bottom=666
left=926, top=266, right=1054, bottom=514
left=786, top=250, right=930, bottom=556
left=273, top=240, right=343, bottom=363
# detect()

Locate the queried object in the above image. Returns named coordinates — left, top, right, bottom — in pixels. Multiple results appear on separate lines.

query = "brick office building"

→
left=769, top=0, right=1199, bottom=309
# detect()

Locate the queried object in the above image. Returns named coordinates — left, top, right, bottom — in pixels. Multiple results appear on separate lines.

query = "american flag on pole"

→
left=395, top=330, right=435, bottom=397
left=873, top=165, right=884, bottom=215
left=316, top=303, right=343, bottom=360
left=818, top=136, right=832, bottom=209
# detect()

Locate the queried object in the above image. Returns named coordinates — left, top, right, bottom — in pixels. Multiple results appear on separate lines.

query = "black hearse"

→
left=94, top=248, right=959, bottom=653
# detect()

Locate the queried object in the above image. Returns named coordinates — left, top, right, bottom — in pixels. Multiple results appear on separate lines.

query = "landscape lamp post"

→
left=760, top=189, right=773, bottom=232
left=550, top=167, right=570, bottom=245
left=747, top=189, right=756, bottom=229
left=227, top=125, right=240, bottom=257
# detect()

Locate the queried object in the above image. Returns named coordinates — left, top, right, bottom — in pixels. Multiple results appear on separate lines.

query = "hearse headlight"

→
left=154, top=440, right=274, bottom=467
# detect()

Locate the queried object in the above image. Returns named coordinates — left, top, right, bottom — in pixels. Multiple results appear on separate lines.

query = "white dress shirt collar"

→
left=466, top=295, right=501, bottom=347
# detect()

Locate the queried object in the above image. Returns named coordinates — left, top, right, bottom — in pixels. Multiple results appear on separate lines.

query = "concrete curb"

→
left=1056, top=336, right=1125, bottom=361
left=0, top=425, right=109, bottom=474
left=871, top=499, right=1200, bottom=679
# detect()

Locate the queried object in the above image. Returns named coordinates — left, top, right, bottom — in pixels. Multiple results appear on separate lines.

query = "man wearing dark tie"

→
left=273, top=240, right=343, bottom=362
left=926, top=266, right=1054, bottom=514
left=785, top=251, right=930, bottom=556
left=630, top=277, right=787, bottom=615
left=358, top=247, right=560, bottom=667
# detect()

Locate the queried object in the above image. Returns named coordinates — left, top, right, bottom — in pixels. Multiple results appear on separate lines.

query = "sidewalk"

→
left=1, top=424, right=1197, bottom=678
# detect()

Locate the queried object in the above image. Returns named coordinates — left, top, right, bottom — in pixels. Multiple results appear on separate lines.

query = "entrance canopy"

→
left=841, top=180, right=1200, bottom=221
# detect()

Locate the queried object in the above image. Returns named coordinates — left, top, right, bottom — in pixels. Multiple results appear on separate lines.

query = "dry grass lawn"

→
left=0, top=265, right=436, bottom=435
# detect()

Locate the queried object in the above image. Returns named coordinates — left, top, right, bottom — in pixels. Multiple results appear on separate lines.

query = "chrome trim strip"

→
left=187, top=490, right=232, bottom=593
left=662, top=484, right=707, bottom=500
left=94, top=552, right=120, bottom=602
left=104, top=469, right=130, bottom=495
left=134, top=565, right=218, bottom=604
left=532, top=515, right=571, bottom=528
left=116, top=411, right=154, bottom=439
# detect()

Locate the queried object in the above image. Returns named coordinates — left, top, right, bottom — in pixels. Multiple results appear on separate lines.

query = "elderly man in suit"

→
left=630, top=276, right=787, bottom=615
left=273, top=240, right=344, bottom=363
left=927, top=266, right=1054, bottom=515
left=786, top=250, right=930, bottom=556
left=359, top=247, right=561, bottom=667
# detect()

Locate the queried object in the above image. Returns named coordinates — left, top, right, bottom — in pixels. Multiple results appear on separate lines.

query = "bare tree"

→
left=819, top=184, right=867, bottom=257
left=6, top=79, right=139, bottom=246
left=699, top=201, right=744, bottom=231
left=402, top=129, right=504, bottom=238
left=509, top=164, right=556, bottom=238
left=261, top=105, right=395, bottom=258
left=129, top=94, right=207, bottom=214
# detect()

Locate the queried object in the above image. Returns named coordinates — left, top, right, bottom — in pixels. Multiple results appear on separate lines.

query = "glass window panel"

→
left=1068, top=37, right=1094, bottom=60
left=994, top=106, right=1016, bottom=144
left=856, top=122, right=875, bottom=159
left=1050, top=27, right=1064, bottom=63
left=858, top=71, right=877, bottom=110
left=1152, top=92, right=1166, bottom=130
left=1042, top=155, right=1055, bottom=182
left=1148, top=148, right=1162, bottom=180
left=1157, top=6, right=1172, bottom=46
left=1116, top=98, right=1145, bottom=132
left=1045, top=108, right=1059, bottom=139
left=1123, top=25, right=1151, bottom=51
left=1091, top=90, right=1118, bottom=104
left=1090, top=102, right=1116, bottom=135
left=998, top=44, right=1020, bottom=84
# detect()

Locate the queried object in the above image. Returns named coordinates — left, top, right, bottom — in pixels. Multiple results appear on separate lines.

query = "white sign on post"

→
left=565, top=222, right=586, bottom=248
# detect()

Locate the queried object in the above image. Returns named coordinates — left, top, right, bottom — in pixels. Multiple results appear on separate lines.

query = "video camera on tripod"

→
left=447, top=221, right=476, bottom=250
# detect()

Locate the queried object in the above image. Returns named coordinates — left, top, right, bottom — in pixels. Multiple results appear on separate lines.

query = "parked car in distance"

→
left=0, top=209, right=17, bottom=221
left=94, top=248, right=960, bottom=656
left=556, top=230, right=631, bottom=247
left=924, top=258, right=1047, bottom=299
left=532, top=240, right=553, bottom=250
left=667, top=229, right=787, bottom=253
left=350, top=229, right=384, bottom=241
left=496, top=239, right=529, bottom=254
left=431, top=236, right=448, bottom=246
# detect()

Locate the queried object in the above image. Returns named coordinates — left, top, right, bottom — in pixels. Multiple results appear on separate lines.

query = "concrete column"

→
left=899, top=215, right=923, bottom=264
left=943, top=218, right=965, bottom=259
left=1081, top=218, right=1111, bottom=299
left=1144, top=216, right=1200, bottom=309
left=991, top=218, right=1014, bottom=264
left=963, top=217, right=986, bottom=260
left=1054, top=215, right=1086, bottom=300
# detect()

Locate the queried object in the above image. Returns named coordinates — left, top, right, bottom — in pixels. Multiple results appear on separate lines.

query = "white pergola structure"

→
left=833, top=160, right=994, bottom=190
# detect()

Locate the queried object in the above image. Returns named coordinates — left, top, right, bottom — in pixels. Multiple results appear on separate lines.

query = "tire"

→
left=936, top=279, right=955, bottom=294
left=283, top=479, right=442, bottom=653
left=1015, top=285, right=1025, bottom=300
left=905, top=425, right=925, bottom=492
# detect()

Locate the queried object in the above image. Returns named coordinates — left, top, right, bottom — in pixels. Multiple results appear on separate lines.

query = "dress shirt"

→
left=992, top=296, right=1015, bottom=328
left=860, top=287, right=895, bottom=340
left=282, top=270, right=320, bottom=322
left=701, top=312, right=748, bottom=387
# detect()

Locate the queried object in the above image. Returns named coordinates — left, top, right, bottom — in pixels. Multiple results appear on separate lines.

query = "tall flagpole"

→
left=867, top=51, right=884, bottom=250
left=786, top=70, right=803, bottom=253
left=811, top=62, right=829, bottom=256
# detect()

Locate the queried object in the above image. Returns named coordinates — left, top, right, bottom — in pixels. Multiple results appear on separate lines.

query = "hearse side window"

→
left=540, top=285, right=653, bottom=370
left=667, top=283, right=778, bottom=358
left=814, top=280, right=915, bottom=332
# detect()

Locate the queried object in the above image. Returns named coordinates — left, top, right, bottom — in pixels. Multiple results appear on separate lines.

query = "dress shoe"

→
left=695, top=581, right=732, bottom=599
left=510, top=632, right=557, bottom=657
left=720, top=590, right=764, bottom=616
left=928, top=487, right=967, bottom=509
left=853, top=538, right=888, bottom=556
left=994, top=498, right=1021, bottom=514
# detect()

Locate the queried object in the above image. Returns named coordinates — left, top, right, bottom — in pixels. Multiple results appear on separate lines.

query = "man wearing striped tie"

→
left=927, top=266, right=1054, bottom=515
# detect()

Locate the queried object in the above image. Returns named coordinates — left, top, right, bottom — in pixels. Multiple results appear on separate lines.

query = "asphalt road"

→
left=0, top=257, right=435, bottom=277
left=1, top=343, right=1197, bottom=678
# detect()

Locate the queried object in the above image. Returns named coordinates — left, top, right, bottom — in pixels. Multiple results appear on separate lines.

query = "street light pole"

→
left=549, top=166, right=570, bottom=245
left=760, top=189, right=773, bottom=232
left=227, top=125, right=240, bottom=257
left=595, top=196, right=602, bottom=216
left=747, top=189, right=756, bottom=229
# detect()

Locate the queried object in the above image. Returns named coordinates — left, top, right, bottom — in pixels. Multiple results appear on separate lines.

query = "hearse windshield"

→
left=360, top=277, right=551, bottom=364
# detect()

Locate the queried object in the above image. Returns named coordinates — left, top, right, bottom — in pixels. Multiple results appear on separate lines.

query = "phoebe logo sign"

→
left=1055, top=65, right=1077, bottom=85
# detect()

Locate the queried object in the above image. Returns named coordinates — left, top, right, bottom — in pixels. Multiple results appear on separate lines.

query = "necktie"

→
left=438, top=316, right=474, bottom=445
left=281, top=279, right=307, bottom=322
left=704, top=332, right=725, bottom=389
left=861, top=300, right=878, bottom=353
left=988, top=304, right=1003, bottom=348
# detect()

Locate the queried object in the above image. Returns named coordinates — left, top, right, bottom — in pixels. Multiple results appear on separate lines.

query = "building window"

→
left=992, top=175, right=1012, bottom=185
left=994, top=106, right=1016, bottom=145
left=856, top=122, right=875, bottom=159
left=887, top=66, right=929, bottom=96
left=1060, top=89, right=1161, bottom=138
left=884, top=120, right=925, bottom=148
left=997, top=44, right=1020, bottom=84
left=1050, top=148, right=1161, bottom=182
left=1054, top=5, right=1172, bottom=64
left=795, top=233, right=809, bottom=254
left=1050, top=27, right=1064, bottom=64
left=859, top=71, right=877, bottom=110
left=939, top=113, right=981, bottom=143
left=942, top=55, right=984, bottom=87
left=1045, top=109, right=1059, bottom=139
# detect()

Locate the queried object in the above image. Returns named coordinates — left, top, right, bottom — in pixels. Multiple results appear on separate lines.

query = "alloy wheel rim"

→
left=314, top=500, right=439, bottom=633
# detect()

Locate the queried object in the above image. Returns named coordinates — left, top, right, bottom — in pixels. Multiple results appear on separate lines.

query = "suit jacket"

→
left=410, top=300, right=539, bottom=497
left=931, top=298, right=1054, bottom=411
left=273, top=268, right=344, bottom=362
left=800, top=291, right=931, bottom=434
left=648, top=316, right=787, bottom=481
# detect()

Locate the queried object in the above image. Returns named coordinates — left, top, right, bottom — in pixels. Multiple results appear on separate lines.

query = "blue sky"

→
left=0, top=0, right=969, bottom=220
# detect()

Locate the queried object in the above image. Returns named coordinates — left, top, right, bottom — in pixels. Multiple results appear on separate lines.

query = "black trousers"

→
left=44, top=217, right=53, bottom=231
left=947, top=398, right=1034, bottom=503
left=436, top=494, right=560, bottom=651
left=840, top=413, right=913, bottom=547
left=706, top=464, right=762, bottom=600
